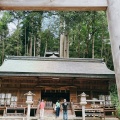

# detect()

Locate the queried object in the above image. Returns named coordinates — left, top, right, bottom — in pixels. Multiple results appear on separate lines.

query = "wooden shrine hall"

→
left=0, top=47, right=117, bottom=117
left=0, top=56, right=115, bottom=104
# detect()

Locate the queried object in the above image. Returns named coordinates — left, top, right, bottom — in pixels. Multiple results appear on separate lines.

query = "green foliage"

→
left=40, top=29, right=59, bottom=56
left=5, top=29, right=22, bottom=56
left=110, top=84, right=118, bottom=104
left=110, top=84, right=120, bottom=117
left=0, top=11, right=12, bottom=64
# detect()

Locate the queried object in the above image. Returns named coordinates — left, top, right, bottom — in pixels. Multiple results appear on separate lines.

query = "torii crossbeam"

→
left=0, top=0, right=107, bottom=11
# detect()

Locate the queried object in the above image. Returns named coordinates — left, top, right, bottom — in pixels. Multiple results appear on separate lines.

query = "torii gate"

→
left=0, top=0, right=120, bottom=101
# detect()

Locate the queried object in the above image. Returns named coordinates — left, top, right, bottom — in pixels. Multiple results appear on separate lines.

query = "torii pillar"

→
left=107, top=0, right=120, bottom=100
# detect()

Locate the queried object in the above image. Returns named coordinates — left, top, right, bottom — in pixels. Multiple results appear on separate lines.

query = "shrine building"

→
left=0, top=55, right=115, bottom=107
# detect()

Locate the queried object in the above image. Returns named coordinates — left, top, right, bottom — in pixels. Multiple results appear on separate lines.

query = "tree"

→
left=0, top=11, right=113, bottom=70
left=0, top=11, right=11, bottom=63
left=20, top=11, right=43, bottom=56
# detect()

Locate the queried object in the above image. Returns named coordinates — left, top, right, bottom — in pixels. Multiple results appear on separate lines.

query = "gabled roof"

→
left=0, top=56, right=115, bottom=78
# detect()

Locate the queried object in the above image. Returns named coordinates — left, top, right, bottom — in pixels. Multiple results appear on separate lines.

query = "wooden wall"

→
left=0, top=76, right=114, bottom=106
left=70, top=88, right=77, bottom=103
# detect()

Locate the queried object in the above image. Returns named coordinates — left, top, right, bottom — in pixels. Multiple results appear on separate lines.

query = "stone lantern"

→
left=78, top=92, right=87, bottom=120
left=80, top=92, right=87, bottom=105
left=24, top=91, right=35, bottom=120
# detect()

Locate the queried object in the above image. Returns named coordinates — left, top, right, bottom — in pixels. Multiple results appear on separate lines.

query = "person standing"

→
left=39, top=99, right=45, bottom=119
left=62, top=99, right=68, bottom=120
left=55, top=100, right=60, bottom=117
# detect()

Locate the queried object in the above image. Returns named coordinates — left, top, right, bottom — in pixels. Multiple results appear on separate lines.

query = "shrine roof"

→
left=0, top=56, right=115, bottom=78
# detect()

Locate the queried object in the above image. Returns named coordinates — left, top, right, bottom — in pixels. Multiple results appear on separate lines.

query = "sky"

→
left=8, top=22, right=17, bottom=35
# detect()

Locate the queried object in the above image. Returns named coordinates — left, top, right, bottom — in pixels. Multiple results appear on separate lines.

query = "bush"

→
left=110, top=84, right=120, bottom=118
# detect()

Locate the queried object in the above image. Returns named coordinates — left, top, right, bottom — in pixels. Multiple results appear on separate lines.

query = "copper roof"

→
left=0, top=56, right=115, bottom=78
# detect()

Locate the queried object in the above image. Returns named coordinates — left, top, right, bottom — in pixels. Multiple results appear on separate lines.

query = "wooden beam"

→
left=0, top=0, right=107, bottom=11
left=0, top=87, right=41, bottom=90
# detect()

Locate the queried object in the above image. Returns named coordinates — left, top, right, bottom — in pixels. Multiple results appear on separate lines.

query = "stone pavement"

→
left=0, top=116, right=119, bottom=120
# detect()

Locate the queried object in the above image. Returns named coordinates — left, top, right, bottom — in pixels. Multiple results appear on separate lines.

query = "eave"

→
left=0, top=56, right=115, bottom=79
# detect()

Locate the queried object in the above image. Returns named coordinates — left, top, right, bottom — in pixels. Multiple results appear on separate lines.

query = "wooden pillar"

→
left=17, top=89, right=19, bottom=102
left=70, top=88, right=77, bottom=102
left=90, top=90, right=93, bottom=99
left=107, top=0, right=120, bottom=101
left=39, top=90, right=41, bottom=101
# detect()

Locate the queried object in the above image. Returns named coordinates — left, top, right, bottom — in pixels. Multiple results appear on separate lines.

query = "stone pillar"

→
left=107, top=0, right=120, bottom=101
left=81, top=105, right=86, bottom=120
left=79, top=92, right=87, bottom=120
left=27, top=102, right=32, bottom=120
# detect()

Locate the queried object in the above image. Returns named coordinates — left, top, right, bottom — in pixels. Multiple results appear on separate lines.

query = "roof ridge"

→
left=5, top=56, right=104, bottom=63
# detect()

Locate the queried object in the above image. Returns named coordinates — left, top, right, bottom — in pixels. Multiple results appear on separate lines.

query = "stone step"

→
left=0, top=116, right=119, bottom=120
left=0, top=117, right=118, bottom=120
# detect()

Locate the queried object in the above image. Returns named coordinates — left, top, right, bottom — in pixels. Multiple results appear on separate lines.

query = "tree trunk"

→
left=27, top=44, right=29, bottom=56
left=78, top=33, right=81, bottom=58
left=60, top=33, right=65, bottom=58
left=34, top=36, right=36, bottom=56
left=2, top=35, right=4, bottom=63
left=92, top=12, right=95, bottom=58
left=92, top=37, right=94, bottom=58
left=29, top=37, right=33, bottom=56
left=25, top=27, right=27, bottom=55
left=101, top=35, right=104, bottom=58
left=44, top=41, right=47, bottom=57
